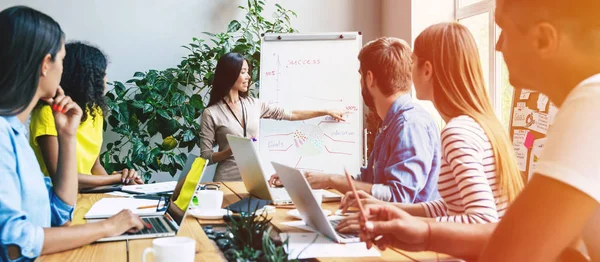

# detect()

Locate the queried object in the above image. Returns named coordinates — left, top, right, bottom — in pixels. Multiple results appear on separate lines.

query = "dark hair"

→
left=0, top=6, right=65, bottom=116
left=207, top=52, right=248, bottom=107
left=61, top=42, right=108, bottom=122
left=358, top=37, right=412, bottom=95
left=503, top=0, right=600, bottom=44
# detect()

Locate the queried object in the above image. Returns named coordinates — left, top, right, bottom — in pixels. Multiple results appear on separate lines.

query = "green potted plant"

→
left=101, top=0, right=297, bottom=181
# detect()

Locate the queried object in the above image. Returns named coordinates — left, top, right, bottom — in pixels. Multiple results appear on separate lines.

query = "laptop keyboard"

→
left=270, top=188, right=291, bottom=201
left=329, top=219, right=358, bottom=239
left=129, top=217, right=171, bottom=235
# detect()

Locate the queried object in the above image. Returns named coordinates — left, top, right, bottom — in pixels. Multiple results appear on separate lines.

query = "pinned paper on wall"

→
left=528, top=138, right=547, bottom=180
left=528, top=112, right=550, bottom=134
left=524, top=131, right=535, bottom=149
left=513, top=130, right=529, bottom=171
left=514, top=145, right=528, bottom=172
left=548, top=102, right=559, bottom=125
left=513, top=130, right=528, bottom=146
left=512, top=107, right=531, bottom=127
left=537, top=94, right=549, bottom=112
left=520, top=89, right=532, bottom=100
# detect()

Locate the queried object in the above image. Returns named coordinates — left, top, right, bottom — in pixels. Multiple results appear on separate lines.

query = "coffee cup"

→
left=195, top=188, right=224, bottom=212
left=142, top=236, right=195, bottom=262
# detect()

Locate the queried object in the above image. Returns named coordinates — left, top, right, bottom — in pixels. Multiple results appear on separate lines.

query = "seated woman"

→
left=30, top=42, right=143, bottom=189
left=200, top=52, right=347, bottom=181
left=338, top=22, right=524, bottom=227
left=0, top=6, right=143, bottom=261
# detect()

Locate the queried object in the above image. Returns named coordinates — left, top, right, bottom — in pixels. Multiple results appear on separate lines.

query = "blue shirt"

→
left=360, top=94, right=441, bottom=203
left=0, top=116, right=74, bottom=262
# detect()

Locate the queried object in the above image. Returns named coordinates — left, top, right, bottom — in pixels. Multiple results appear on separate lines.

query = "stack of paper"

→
left=84, top=198, right=162, bottom=219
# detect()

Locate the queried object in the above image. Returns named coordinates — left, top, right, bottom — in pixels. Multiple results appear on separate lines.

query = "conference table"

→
left=37, top=182, right=455, bottom=262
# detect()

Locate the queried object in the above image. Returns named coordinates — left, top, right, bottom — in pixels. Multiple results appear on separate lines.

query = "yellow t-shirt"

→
left=29, top=105, right=104, bottom=176
left=174, top=157, right=207, bottom=211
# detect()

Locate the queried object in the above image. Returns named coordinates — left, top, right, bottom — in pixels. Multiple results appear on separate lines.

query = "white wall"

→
left=382, top=0, right=412, bottom=43
left=1, top=0, right=381, bottom=181
left=1, top=0, right=382, bottom=83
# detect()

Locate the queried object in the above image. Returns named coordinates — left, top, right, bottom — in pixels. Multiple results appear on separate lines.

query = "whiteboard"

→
left=258, top=32, right=363, bottom=175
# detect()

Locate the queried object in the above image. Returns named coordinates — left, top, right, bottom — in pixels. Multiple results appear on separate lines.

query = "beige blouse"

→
left=199, top=96, right=291, bottom=181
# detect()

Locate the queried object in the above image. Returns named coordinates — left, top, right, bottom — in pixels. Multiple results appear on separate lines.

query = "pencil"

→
left=275, top=205, right=296, bottom=209
left=137, top=205, right=157, bottom=210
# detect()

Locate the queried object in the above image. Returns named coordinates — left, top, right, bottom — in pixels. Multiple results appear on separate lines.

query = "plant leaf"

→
left=227, top=20, right=242, bottom=33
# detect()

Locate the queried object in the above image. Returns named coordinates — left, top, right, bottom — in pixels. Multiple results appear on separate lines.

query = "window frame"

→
left=455, top=0, right=504, bottom=121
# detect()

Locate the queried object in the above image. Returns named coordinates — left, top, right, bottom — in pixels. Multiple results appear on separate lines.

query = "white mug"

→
left=195, top=189, right=224, bottom=211
left=142, top=236, right=195, bottom=262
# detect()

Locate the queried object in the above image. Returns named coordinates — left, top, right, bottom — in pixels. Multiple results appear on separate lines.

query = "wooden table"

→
left=37, top=182, right=456, bottom=262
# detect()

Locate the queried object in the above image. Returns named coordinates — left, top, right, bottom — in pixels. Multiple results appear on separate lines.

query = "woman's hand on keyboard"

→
left=336, top=213, right=361, bottom=233
left=102, top=210, right=145, bottom=236
left=339, top=190, right=382, bottom=213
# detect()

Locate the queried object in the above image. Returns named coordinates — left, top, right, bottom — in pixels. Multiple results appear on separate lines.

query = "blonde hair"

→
left=414, top=22, right=524, bottom=203
left=358, top=37, right=412, bottom=94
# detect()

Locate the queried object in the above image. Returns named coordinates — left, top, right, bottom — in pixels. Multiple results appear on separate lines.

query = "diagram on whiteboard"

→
left=259, top=34, right=363, bottom=175
left=264, top=121, right=356, bottom=171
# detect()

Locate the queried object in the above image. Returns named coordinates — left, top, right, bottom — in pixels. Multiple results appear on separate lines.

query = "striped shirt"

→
left=421, top=115, right=507, bottom=224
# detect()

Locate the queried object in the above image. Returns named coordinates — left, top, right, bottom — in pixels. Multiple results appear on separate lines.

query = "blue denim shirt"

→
left=0, top=116, right=74, bottom=262
left=360, top=94, right=441, bottom=203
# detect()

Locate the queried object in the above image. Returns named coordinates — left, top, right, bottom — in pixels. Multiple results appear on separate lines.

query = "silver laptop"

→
left=226, top=134, right=293, bottom=205
left=272, top=161, right=359, bottom=243
left=94, top=157, right=208, bottom=242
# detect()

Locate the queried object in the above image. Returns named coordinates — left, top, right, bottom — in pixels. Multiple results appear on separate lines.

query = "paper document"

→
left=281, top=220, right=317, bottom=232
left=84, top=198, right=162, bottom=219
left=281, top=232, right=380, bottom=259
left=121, top=181, right=177, bottom=194
left=281, top=215, right=346, bottom=232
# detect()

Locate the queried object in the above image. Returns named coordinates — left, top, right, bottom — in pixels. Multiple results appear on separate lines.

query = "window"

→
left=460, top=12, right=490, bottom=89
left=456, top=0, right=514, bottom=129
left=459, top=0, right=486, bottom=8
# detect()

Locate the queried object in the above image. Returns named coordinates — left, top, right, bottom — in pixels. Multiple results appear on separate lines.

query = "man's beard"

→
left=361, top=78, right=376, bottom=114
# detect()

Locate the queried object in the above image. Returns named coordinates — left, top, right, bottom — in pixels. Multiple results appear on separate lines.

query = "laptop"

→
left=227, top=134, right=294, bottom=205
left=121, top=154, right=198, bottom=195
left=271, top=161, right=359, bottom=243
left=93, top=157, right=208, bottom=242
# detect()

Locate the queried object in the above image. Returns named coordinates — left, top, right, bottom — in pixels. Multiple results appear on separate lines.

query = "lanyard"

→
left=223, top=98, right=247, bottom=137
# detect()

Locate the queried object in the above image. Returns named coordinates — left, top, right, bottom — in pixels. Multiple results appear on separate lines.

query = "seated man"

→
left=271, top=37, right=441, bottom=203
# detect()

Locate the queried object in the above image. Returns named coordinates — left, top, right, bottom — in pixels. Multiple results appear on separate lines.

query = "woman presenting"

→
left=200, top=52, right=345, bottom=181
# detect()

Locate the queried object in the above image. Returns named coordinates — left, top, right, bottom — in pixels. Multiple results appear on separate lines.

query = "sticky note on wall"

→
left=524, top=132, right=535, bottom=149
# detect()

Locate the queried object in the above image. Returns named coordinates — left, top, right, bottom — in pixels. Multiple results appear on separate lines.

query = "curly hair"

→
left=61, top=41, right=108, bottom=122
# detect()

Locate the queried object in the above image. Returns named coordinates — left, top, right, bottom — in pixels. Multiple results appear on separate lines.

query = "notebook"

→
left=84, top=198, right=164, bottom=219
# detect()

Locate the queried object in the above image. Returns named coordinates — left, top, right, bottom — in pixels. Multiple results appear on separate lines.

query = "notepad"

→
left=121, top=181, right=177, bottom=194
left=84, top=198, right=163, bottom=219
